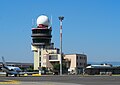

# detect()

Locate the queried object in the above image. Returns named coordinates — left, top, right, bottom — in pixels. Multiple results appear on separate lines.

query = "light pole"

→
left=58, top=16, right=64, bottom=75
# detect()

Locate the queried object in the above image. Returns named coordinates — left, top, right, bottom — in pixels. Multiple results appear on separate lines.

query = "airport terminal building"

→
left=86, top=64, right=120, bottom=75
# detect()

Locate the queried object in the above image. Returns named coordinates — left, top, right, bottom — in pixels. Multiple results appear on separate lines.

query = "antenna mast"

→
left=51, top=15, right=52, bottom=28
left=32, top=19, right=34, bottom=28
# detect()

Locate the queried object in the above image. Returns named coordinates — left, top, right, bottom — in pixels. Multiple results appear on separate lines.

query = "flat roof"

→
left=65, top=53, right=87, bottom=56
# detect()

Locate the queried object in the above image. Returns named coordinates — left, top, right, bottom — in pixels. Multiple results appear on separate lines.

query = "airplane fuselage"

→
left=2, top=66, right=22, bottom=76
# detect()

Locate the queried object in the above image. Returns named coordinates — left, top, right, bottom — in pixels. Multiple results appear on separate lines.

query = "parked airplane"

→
left=1, top=56, right=22, bottom=77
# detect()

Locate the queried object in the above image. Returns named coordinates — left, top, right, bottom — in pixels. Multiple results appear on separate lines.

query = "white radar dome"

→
left=37, top=15, right=50, bottom=26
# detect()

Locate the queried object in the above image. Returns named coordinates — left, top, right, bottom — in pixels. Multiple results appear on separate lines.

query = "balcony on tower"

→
left=31, top=27, right=52, bottom=46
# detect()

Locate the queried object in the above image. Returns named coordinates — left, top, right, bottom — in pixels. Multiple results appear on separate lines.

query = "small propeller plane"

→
left=1, top=56, right=22, bottom=77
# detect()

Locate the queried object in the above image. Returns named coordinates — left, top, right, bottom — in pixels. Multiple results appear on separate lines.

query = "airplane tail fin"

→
left=1, top=56, right=7, bottom=67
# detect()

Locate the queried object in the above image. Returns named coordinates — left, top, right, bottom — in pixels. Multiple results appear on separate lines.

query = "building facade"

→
left=64, top=54, right=87, bottom=74
left=31, top=15, right=61, bottom=70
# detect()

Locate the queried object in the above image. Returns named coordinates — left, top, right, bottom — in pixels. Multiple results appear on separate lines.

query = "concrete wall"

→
left=34, top=51, right=39, bottom=70
left=33, top=48, right=60, bottom=70
left=64, top=54, right=87, bottom=74
left=64, top=54, right=76, bottom=68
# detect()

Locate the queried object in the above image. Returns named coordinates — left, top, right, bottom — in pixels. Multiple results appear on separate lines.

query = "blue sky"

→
left=0, top=0, right=120, bottom=63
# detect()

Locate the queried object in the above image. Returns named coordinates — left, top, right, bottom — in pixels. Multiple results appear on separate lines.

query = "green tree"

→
left=53, top=63, right=60, bottom=71
left=27, top=65, right=34, bottom=72
left=53, top=63, right=67, bottom=74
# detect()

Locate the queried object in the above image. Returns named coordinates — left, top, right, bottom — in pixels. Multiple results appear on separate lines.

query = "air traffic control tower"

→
left=31, top=15, right=52, bottom=70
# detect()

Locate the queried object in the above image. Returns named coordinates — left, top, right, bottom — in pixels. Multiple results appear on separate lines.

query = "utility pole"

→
left=58, top=16, right=64, bottom=75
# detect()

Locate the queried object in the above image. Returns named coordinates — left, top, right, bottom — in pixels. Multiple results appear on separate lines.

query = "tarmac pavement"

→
left=18, top=82, right=82, bottom=85
left=0, top=75, right=120, bottom=85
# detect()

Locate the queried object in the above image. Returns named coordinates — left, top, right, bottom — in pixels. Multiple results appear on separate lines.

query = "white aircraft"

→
left=1, top=56, right=22, bottom=77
